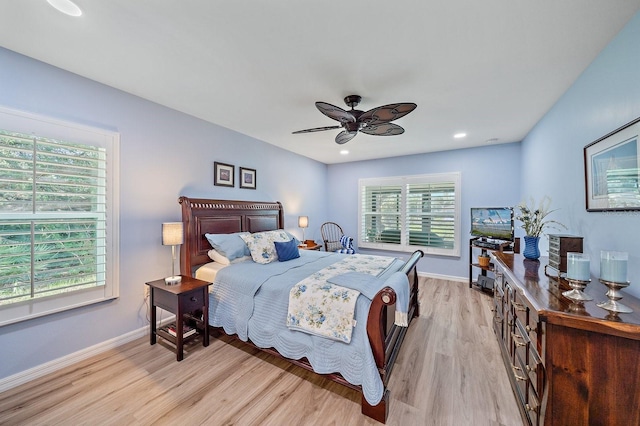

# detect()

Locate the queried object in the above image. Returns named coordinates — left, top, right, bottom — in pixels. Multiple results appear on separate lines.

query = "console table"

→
left=491, top=252, right=640, bottom=425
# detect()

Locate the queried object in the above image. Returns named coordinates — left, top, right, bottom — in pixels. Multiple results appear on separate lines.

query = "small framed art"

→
left=584, top=116, right=640, bottom=211
left=214, top=162, right=234, bottom=187
left=239, top=167, right=257, bottom=189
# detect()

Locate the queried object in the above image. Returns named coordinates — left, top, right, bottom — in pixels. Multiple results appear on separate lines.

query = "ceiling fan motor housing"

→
left=344, top=95, right=362, bottom=108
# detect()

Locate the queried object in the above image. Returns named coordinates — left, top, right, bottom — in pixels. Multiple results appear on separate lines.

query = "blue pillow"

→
left=274, top=239, right=300, bottom=262
left=204, top=232, right=251, bottom=261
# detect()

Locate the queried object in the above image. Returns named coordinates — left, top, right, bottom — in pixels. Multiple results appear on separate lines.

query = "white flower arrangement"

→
left=515, top=196, right=566, bottom=237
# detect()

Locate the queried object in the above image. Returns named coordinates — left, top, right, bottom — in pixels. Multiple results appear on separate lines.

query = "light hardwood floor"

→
left=0, top=278, right=523, bottom=425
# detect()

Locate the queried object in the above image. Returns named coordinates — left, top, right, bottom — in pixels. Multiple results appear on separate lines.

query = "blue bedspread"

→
left=209, top=250, right=404, bottom=405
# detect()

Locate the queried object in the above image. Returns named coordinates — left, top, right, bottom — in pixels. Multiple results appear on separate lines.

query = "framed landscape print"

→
left=214, top=162, right=234, bottom=187
left=584, top=117, right=640, bottom=211
left=239, top=167, right=256, bottom=189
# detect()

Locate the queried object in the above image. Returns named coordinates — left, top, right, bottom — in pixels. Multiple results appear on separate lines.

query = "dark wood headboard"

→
left=178, top=197, right=284, bottom=276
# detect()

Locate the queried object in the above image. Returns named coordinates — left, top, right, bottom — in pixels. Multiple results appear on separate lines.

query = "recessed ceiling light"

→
left=453, top=132, right=467, bottom=139
left=340, top=150, right=349, bottom=155
left=47, top=0, right=82, bottom=17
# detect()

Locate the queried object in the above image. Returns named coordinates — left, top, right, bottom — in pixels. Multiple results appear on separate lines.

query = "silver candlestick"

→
left=562, top=278, right=593, bottom=302
left=597, top=279, right=633, bottom=314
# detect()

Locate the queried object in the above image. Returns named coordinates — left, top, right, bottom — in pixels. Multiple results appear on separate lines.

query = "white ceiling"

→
left=1, top=1, right=640, bottom=164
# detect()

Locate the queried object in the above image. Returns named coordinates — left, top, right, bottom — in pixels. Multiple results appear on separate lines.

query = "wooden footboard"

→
left=363, top=249, right=423, bottom=422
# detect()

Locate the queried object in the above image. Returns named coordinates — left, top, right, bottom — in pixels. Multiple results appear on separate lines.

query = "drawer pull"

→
left=190, top=297, right=198, bottom=302
left=511, top=332, right=527, bottom=347
left=511, top=365, right=527, bottom=381
left=525, top=325, right=532, bottom=332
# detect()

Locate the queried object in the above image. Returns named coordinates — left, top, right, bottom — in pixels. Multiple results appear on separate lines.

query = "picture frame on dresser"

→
left=584, top=116, right=640, bottom=212
left=239, top=167, right=256, bottom=189
left=214, top=161, right=234, bottom=187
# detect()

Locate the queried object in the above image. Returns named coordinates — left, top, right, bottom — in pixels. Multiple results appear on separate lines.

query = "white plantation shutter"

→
left=359, top=173, right=460, bottom=256
left=0, top=107, right=119, bottom=326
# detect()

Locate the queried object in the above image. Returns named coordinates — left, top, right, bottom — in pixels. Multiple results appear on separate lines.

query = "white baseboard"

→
left=417, top=271, right=467, bottom=283
left=0, top=316, right=175, bottom=393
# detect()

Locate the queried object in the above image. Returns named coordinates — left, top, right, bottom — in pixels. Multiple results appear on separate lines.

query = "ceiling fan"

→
left=292, top=95, right=417, bottom=145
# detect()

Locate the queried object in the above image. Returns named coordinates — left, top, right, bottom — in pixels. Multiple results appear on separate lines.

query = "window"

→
left=0, top=107, right=119, bottom=326
left=359, top=172, right=461, bottom=256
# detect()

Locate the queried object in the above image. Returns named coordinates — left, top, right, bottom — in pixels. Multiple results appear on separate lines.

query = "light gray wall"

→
left=326, top=143, right=522, bottom=279
left=0, top=47, right=328, bottom=379
left=519, top=12, right=640, bottom=298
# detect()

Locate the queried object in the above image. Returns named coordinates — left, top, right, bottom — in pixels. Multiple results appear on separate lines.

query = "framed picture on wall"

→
left=239, top=167, right=257, bottom=189
left=584, top=116, right=640, bottom=211
left=214, top=162, right=234, bottom=187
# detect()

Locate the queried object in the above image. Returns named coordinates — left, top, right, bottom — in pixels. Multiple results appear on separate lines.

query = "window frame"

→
left=0, top=106, right=120, bottom=326
left=358, top=172, right=461, bottom=257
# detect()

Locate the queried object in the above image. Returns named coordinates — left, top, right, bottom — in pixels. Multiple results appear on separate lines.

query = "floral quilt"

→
left=287, top=254, right=395, bottom=343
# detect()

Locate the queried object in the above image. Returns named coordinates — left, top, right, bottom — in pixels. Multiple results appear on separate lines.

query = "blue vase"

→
left=523, top=236, right=540, bottom=259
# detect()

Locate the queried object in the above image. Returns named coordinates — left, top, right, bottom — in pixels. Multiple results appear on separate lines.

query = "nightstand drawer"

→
left=180, top=289, right=206, bottom=313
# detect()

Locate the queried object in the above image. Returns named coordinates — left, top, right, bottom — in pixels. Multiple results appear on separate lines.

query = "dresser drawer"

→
left=525, top=382, right=540, bottom=426
left=527, top=344, right=542, bottom=392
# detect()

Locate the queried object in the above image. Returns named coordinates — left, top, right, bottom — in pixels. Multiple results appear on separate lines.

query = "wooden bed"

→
left=178, top=196, right=423, bottom=423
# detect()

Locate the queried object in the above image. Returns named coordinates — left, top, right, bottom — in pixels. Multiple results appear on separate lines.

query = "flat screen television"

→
left=470, top=207, right=514, bottom=241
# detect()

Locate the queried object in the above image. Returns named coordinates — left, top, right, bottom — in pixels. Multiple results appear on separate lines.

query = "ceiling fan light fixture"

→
left=454, top=132, right=467, bottom=139
left=47, top=0, right=82, bottom=17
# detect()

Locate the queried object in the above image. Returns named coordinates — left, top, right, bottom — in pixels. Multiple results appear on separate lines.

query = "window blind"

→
left=0, top=131, right=107, bottom=304
left=359, top=173, right=460, bottom=256
left=0, top=106, right=119, bottom=326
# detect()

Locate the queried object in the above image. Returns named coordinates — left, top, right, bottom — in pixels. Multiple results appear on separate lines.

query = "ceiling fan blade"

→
left=335, top=130, right=358, bottom=145
left=292, top=125, right=341, bottom=134
left=316, top=102, right=356, bottom=124
left=360, top=122, right=405, bottom=136
left=358, top=103, right=417, bottom=125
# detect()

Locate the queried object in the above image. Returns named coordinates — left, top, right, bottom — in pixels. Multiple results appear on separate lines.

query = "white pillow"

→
left=240, top=230, right=291, bottom=264
left=207, top=249, right=251, bottom=265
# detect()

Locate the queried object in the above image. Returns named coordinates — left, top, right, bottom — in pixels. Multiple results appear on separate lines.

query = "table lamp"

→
left=162, top=222, right=183, bottom=285
left=298, top=216, right=309, bottom=245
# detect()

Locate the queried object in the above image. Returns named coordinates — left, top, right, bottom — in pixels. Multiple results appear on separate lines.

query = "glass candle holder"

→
left=567, top=252, right=590, bottom=281
left=600, top=251, right=628, bottom=283
left=563, top=253, right=592, bottom=301
left=598, top=251, right=632, bottom=314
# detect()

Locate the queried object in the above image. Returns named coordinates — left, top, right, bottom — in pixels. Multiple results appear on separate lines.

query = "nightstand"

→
left=146, top=276, right=211, bottom=361
left=299, top=244, right=321, bottom=250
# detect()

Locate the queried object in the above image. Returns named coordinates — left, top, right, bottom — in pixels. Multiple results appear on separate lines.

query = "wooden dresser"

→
left=491, top=252, right=640, bottom=425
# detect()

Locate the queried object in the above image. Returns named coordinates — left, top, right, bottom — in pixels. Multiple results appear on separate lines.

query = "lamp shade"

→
left=162, top=222, right=183, bottom=246
left=298, top=216, right=309, bottom=228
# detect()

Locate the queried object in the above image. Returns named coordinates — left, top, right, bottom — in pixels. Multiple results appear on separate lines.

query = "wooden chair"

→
left=321, top=222, right=345, bottom=252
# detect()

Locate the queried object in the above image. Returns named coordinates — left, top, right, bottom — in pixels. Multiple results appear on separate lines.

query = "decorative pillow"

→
left=240, top=230, right=291, bottom=264
left=274, top=239, right=300, bottom=262
left=207, top=249, right=252, bottom=265
left=204, top=232, right=250, bottom=261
